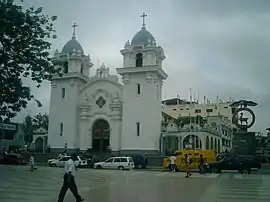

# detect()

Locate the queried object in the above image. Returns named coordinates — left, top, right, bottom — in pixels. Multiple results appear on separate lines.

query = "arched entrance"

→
left=92, top=119, right=110, bottom=152
left=35, top=137, right=44, bottom=152
left=183, top=135, right=202, bottom=149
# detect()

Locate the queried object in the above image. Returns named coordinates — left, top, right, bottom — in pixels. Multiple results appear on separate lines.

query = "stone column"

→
left=78, top=101, right=92, bottom=151
left=109, top=93, right=122, bottom=152
left=160, top=135, right=164, bottom=155
left=177, top=136, right=182, bottom=150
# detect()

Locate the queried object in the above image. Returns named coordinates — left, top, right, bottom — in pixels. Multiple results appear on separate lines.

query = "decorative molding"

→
left=79, top=104, right=91, bottom=120
left=145, top=72, right=152, bottom=83
left=51, top=82, right=57, bottom=88
left=110, top=92, right=121, bottom=104
left=152, top=74, right=158, bottom=83
left=92, top=89, right=109, bottom=98
left=161, top=80, right=164, bottom=87
left=69, top=79, right=76, bottom=86
left=96, top=96, right=106, bottom=108
left=122, top=73, right=130, bottom=84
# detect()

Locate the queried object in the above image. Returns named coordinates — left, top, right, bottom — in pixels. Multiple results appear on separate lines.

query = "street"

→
left=0, top=165, right=270, bottom=202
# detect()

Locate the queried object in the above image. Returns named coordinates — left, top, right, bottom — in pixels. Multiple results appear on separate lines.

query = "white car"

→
left=48, top=156, right=88, bottom=168
left=94, top=156, right=134, bottom=170
left=47, top=156, right=62, bottom=165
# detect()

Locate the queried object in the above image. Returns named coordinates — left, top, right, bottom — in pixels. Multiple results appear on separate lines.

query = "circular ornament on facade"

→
left=232, top=107, right=255, bottom=130
left=189, top=138, right=193, bottom=143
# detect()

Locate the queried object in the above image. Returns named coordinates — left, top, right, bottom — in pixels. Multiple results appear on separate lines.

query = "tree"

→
left=0, top=0, right=59, bottom=120
left=21, top=113, right=48, bottom=144
left=21, top=115, right=34, bottom=144
left=32, top=113, right=48, bottom=131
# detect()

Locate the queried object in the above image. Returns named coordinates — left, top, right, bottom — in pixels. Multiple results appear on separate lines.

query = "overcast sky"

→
left=15, top=0, right=270, bottom=133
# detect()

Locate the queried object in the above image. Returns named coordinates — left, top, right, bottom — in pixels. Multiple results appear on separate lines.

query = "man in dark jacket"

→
left=198, top=154, right=205, bottom=174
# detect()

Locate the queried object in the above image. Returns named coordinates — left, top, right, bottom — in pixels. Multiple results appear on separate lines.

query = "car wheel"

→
left=96, top=165, right=102, bottom=169
left=52, top=163, right=57, bottom=167
left=211, top=167, right=220, bottom=173
left=138, top=164, right=143, bottom=169
left=49, top=163, right=53, bottom=167
left=118, top=166, right=124, bottom=170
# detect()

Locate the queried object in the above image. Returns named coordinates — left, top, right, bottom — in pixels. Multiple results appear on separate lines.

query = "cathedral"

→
left=47, top=14, right=168, bottom=154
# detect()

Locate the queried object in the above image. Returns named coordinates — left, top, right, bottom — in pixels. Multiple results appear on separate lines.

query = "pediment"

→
left=164, top=121, right=178, bottom=132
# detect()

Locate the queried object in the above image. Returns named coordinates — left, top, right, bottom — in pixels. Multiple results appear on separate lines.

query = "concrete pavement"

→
left=1, top=165, right=270, bottom=202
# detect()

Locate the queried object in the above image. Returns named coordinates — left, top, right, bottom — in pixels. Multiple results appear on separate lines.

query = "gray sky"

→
left=16, top=0, right=270, bottom=133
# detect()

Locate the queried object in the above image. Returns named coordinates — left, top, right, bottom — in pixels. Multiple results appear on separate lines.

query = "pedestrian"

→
left=58, top=153, right=84, bottom=202
left=29, top=154, right=35, bottom=171
left=169, top=154, right=176, bottom=172
left=198, top=154, right=205, bottom=174
left=184, top=154, right=192, bottom=178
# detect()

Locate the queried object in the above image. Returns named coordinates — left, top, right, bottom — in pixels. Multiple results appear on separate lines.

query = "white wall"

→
left=48, top=77, right=86, bottom=149
left=121, top=72, right=163, bottom=151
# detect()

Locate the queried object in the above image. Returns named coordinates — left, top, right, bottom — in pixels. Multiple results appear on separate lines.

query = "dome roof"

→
left=131, top=27, right=155, bottom=46
left=61, top=36, right=84, bottom=55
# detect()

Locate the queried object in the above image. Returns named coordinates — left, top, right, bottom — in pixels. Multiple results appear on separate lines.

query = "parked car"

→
left=79, top=153, right=99, bottom=168
left=47, top=156, right=62, bottom=165
left=0, top=155, right=27, bottom=165
left=130, top=154, right=148, bottom=169
left=86, top=156, right=99, bottom=168
left=94, top=156, right=134, bottom=170
left=206, top=156, right=251, bottom=173
left=243, top=157, right=261, bottom=170
left=216, top=153, right=262, bottom=170
left=48, top=156, right=88, bottom=168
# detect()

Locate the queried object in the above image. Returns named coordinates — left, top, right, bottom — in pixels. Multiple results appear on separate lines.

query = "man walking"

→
left=169, top=154, right=176, bottom=172
left=184, top=154, right=192, bottom=178
left=29, top=154, right=35, bottom=171
left=58, top=153, right=84, bottom=202
left=198, top=154, right=205, bottom=174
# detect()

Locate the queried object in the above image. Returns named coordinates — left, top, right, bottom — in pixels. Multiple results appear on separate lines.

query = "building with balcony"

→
left=160, top=99, right=234, bottom=155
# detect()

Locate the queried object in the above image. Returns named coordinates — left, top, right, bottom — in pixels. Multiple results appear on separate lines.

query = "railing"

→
left=162, top=128, right=221, bottom=136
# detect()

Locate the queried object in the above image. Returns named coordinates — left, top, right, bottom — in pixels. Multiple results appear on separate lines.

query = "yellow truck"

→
left=162, top=149, right=216, bottom=171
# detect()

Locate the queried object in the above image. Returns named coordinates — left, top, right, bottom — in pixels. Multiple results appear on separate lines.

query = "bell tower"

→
left=48, top=23, right=93, bottom=152
left=117, top=13, right=167, bottom=153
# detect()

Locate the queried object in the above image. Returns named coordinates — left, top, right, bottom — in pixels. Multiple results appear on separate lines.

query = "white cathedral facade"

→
left=47, top=18, right=168, bottom=154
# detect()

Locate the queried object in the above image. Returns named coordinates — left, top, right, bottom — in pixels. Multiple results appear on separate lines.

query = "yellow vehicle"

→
left=162, top=149, right=216, bottom=171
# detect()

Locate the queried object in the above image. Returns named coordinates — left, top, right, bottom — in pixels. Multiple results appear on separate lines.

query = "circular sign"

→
left=189, top=138, right=193, bottom=143
left=232, top=107, right=255, bottom=130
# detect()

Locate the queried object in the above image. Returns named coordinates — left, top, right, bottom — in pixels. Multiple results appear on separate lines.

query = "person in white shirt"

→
left=58, top=153, right=84, bottom=202
left=170, top=155, right=177, bottom=172
left=184, top=154, right=192, bottom=178
left=29, top=154, right=35, bottom=171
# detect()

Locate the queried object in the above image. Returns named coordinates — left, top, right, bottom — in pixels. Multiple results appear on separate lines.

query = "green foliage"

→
left=0, top=0, right=59, bottom=119
left=174, top=115, right=207, bottom=128
left=21, top=115, right=33, bottom=143
left=21, top=113, right=49, bottom=143
left=32, top=113, right=48, bottom=131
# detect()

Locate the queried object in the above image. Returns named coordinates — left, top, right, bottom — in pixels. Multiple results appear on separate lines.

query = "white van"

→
left=48, top=156, right=87, bottom=168
left=94, top=156, right=134, bottom=170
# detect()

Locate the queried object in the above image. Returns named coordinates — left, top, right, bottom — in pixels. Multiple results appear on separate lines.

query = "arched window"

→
left=135, top=53, right=143, bottom=67
left=80, top=64, right=84, bottom=74
left=63, top=61, right=68, bottom=73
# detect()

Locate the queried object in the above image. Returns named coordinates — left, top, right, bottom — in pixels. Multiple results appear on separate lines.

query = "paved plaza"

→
left=0, top=165, right=270, bottom=202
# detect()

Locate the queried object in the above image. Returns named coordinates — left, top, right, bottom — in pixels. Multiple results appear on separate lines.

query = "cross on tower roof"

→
left=140, top=12, right=147, bottom=28
left=72, top=22, right=78, bottom=38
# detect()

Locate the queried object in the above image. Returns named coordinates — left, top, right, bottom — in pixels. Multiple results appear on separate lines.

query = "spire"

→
left=72, top=22, right=78, bottom=39
left=140, top=12, right=147, bottom=29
